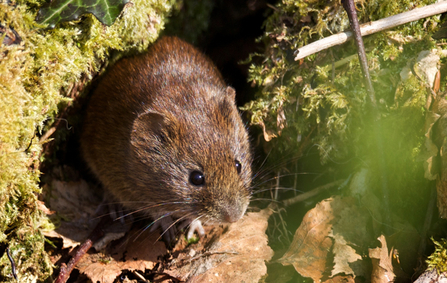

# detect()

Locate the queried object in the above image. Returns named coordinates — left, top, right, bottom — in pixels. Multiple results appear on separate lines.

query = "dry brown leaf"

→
left=278, top=197, right=342, bottom=281
left=163, top=208, right=274, bottom=282
left=259, top=120, right=277, bottom=141
left=77, top=254, right=122, bottom=283
left=369, top=235, right=395, bottom=283
left=77, top=229, right=167, bottom=283
left=329, top=231, right=362, bottom=277
left=279, top=196, right=371, bottom=282
left=323, top=275, right=356, bottom=283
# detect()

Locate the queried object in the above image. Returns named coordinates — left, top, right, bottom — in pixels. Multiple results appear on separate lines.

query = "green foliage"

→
left=427, top=238, right=447, bottom=273
left=0, top=0, right=174, bottom=281
left=245, top=0, right=439, bottom=158
left=36, top=0, right=128, bottom=28
left=244, top=0, right=442, bottom=226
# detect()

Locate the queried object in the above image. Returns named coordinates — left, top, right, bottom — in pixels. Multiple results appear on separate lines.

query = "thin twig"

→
left=295, top=1, right=447, bottom=60
left=55, top=216, right=109, bottom=283
left=342, top=0, right=377, bottom=108
left=343, top=0, right=392, bottom=233
left=55, top=240, right=94, bottom=283
left=343, top=0, right=376, bottom=106
left=283, top=179, right=344, bottom=207
left=6, top=248, right=18, bottom=281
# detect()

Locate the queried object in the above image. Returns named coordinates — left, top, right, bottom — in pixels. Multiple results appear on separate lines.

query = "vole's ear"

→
left=131, top=111, right=168, bottom=147
left=226, top=86, right=236, bottom=101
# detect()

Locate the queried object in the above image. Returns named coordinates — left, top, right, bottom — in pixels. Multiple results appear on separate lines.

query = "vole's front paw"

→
left=186, top=219, right=205, bottom=240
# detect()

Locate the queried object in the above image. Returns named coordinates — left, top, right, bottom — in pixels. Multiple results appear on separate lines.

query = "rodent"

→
left=81, top=36, right=252, bottom=241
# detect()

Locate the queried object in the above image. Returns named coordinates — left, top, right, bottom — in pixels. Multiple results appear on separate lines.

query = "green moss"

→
left=0, top=0, right=175, bottom=281
left=244, top=0, right=442, bottom=229
left=245, top=0, right=438, bottom=157
left=427, top=238, right=447, bottom=274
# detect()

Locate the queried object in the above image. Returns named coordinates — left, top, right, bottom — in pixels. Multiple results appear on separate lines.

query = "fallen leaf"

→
left=369, top=235, right=395, bottom=283
left=77, top=229, right=167, bottom=283
left=163, top=207, right=274, bottom=282
left=323, top=275, right=356, bottom=283
left=278, top=197, right=341, bottom=281
left=259, top=120, right=277, bottom=141
left=329, top=231, right=362, bottom=277
left=279, top=196, right=371, bottom=282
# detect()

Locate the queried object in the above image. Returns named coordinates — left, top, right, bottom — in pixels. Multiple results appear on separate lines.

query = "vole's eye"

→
left=190, top=171, right=205, bottom=186
left=235, top=160, right=242, bottom=174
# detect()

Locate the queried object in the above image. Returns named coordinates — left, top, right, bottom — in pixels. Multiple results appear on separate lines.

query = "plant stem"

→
left=295, top=1, right=447, bottom=60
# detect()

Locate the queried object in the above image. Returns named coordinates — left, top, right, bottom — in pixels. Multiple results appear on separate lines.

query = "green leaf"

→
left=35, top=0, right=128, bottom=29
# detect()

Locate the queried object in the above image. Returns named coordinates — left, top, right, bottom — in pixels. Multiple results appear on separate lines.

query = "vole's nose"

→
left=224, top=213, right=239, bottom=223
left=222, top=204, right=247, bottom=223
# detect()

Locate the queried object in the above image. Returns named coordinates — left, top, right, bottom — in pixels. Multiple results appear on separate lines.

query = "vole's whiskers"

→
left=157, top=212, right=195, bottom=242
left=114, top=201, right=191, bottom=221
left=251, top=149, right=272, bottom=179
left=132, top=210, right=180, bottom=242
left=250, top=173, right=312, bottom=191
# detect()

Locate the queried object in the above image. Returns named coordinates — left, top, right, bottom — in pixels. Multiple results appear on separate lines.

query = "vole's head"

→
left=129, top=85, right=252, bottom=225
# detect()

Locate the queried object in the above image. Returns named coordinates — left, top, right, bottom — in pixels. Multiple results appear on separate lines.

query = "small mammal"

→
left=81, top=36, right=252, bottom=240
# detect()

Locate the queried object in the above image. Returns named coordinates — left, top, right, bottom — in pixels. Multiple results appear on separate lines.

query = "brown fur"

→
left=81, top=36, right=252, bottom=228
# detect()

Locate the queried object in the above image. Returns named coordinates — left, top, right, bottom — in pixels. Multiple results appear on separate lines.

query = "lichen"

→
left=0, top=0, right=174, bottom=281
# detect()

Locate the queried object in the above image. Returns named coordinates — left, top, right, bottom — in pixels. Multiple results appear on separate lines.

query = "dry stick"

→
left=283, top=179, right=344, bottom=207
left=343, top=0, right=376, bottom=105
left=54, top=216, right=109, bottom=283
left=6, top=248, right=18, bottom=281
left=295, top=1, right=447, bottom=60
left=342, top=0, right=392, bottom=233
